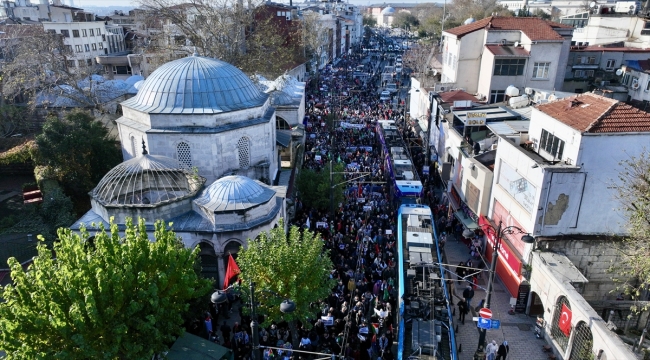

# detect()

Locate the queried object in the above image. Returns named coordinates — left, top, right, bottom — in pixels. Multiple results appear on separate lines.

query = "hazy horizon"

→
left=73, top=0, right=443, bottom=7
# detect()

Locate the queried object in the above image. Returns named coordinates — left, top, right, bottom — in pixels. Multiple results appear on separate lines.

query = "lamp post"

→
left=462, top=222, right=535, bottom=359
left=212, top=282, right=296, bottom=360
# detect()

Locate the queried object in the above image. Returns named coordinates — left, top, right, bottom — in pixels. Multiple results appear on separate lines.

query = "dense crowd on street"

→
left=202, top=45, right=472, bottom=360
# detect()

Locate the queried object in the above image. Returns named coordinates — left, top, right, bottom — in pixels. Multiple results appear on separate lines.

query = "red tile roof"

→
left=536, top=93, right=650, bottom=133
left=444, top=16, right=565, bottom=41
left=438, top=90, right=478, bottom=103
left=485, top=45, right=530, bottom=57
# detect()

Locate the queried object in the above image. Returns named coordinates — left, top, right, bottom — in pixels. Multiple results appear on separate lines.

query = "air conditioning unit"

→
left=500, top=39, right=507, bottom=45
left=525, top=87, right=533, bottom=95
left=490, top=144, right=498, bottom=151
left=565, top=158, right=572, bottom=165
left=439, top=86, right=446, bottom=92
left=632, top=80, right=640, bottom=90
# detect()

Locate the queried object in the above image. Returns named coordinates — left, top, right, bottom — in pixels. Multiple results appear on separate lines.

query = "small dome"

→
left=91, top=154, right=205, bottom=207
left=464, top=18, right=476, bottom=25
left=269, top=90, right=296, bottom=106
left=194, top=175, right=275, bottom=212
left=381, top=6, right=395, bottom=15
left=122, top=55, right=268, bottom=114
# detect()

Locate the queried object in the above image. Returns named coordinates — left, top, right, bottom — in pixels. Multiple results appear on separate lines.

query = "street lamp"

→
left=462, top=222, right=535, bottom=359
left=212, top=282, right=296, bottom=360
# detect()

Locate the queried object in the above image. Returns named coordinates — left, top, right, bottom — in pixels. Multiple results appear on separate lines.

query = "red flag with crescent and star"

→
left=223, top=254, right=241, bottom=289
left=559, top=304, right=572, bottom=336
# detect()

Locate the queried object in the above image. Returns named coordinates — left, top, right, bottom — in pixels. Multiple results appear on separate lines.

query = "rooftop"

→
left=438, top=90, right=478, bottom=103
left=574, top=45, right=650, bottom=53
left=444, top=16, right=568, bottom=41
left=536, top=92, right=650, bottom=133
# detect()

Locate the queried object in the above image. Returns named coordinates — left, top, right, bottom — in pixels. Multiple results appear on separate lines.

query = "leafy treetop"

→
left=0, top=217, right=213, bottom=360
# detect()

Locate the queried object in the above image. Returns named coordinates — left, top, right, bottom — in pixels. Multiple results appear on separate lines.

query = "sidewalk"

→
left=443, top=231, right=551, bottom=359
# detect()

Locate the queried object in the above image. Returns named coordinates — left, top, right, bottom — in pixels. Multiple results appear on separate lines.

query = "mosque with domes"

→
left=71, top=54, right=300, bottom=284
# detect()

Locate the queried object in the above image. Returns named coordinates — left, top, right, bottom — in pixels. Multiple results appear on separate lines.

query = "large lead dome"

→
left=122, top=54, right=268, bottom=114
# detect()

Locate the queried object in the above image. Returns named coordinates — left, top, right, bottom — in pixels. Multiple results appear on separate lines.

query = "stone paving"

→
left=443, top=233, right=552, bottom=360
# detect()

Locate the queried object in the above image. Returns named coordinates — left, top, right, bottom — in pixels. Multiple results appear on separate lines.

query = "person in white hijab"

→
left=485, top=340, right=498, bottom=360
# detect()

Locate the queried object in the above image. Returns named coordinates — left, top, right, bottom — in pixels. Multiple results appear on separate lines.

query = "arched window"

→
left=550, top=296, right=572, bottom=352
left=276, top=117, right=291, bottom=130
left=130, top=136, right=137, bottom=157
left=177, top=142, right=192, bottom=167
left=569, top=321, right=594, bottom=360
left=237, top=137, right=250, bottom=169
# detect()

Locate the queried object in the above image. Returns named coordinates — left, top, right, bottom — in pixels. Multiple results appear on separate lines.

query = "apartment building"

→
left=441, top=17, right=574, bottom=103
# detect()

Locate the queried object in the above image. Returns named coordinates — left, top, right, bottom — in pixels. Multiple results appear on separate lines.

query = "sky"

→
left=72, top=0, right=441, bottom=7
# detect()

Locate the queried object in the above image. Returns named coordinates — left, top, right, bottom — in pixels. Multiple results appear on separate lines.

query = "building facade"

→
left=441, top=17, right=574, bottom=102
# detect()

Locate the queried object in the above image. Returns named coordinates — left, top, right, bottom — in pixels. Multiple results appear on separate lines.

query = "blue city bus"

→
left=375, top=120, right=423, bottom=204
left=397, top=204, right=457, bottom=360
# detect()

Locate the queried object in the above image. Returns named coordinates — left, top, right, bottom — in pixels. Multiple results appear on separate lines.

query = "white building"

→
left=42, top=5, right=126, bottom=70
left=72, top=54, right=289, bottom=285
left=562, top=45, right=650, bottom=95
left=566, top=12, right=650, bottom=48
left=441, top=16, right=574, bottom=103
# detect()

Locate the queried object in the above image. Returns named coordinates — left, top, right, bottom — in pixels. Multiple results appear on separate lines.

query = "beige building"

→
left=441, top=17, right=574, bottom=103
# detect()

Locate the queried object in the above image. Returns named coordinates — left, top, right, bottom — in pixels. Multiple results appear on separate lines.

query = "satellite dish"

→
left=514, top=41, right=519, bottom=47
left=616, top=69, right=624, bottom=76
left=589, top=1, right=596, bottom=8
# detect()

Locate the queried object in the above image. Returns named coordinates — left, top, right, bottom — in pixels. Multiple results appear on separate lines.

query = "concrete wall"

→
left=460, top=156, right=494, bottom=217
left=442, top=31, right=483, bottom=92
left=544, top=239, right=625, bottom=301
left=571, top=16, right=641, bottom=46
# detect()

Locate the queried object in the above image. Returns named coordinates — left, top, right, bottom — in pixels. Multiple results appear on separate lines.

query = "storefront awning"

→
left=453, top=210, right=478, bottom=230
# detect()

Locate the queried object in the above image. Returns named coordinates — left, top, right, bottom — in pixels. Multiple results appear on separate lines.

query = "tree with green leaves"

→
left=236, top=220, right=335, bottom=347
left=363, top=14, right=377, bottom=27
left=609, top=149, right=650, bottom=312
left=31, top=111, right=122, bottom=197
left=392, top=12, right=420, bottom=30
left=0, top=217, right=213, bottom=359
left=296, top=161, right=345, bottom=212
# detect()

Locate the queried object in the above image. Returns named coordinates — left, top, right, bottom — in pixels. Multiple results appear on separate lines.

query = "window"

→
left=84, top=44, right=90, bottom=52
left=66, top=59, right=75, bottom=68
left=98, top=42, right=104, bottom=49
left=89, top=29, right=94, bottom=36
left=92, top=43, right=97, bottom=50
left=643, top=22, right=650, bottom=35
left=82, top=29, right=87, bottom=37
left=86, top=59, right=93, bottom=66
left=78, top=60, right=86, bottom=67
left=65, top=45, right=72, bottom=53
left=622, top=73, right=630, bottom=85
left=587, top=56, right=596, bottom=64
left=60, top=29, right=70, bottom=37
left=112, top=66, right=132, bottom=75
left=177, top=142, right=192, bottom=167
left=532, top=62, right=550, bottom=79
left=585, top=70, right=594, bottom=77
left=46, top=29, right=55, bottom=34
left=539, top=129, right=565, bottom=160
left=131, top=136, right=137, bottom=157
left=96, top=28, right=101, bottom=35
left=237, top=137, right=251, bottom=169
left=75, top=45, right=82, bottom=53
left=605, top=59, right=615, bottom=69
left=493, top=58, right=526, bottom=76
left=646, top=80, right=650, bottom=92
left=72, top=29, right=80, bottom=37
left=489, top=90, right=506, bottom=103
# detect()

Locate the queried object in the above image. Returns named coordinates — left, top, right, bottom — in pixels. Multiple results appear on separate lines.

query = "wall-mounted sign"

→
left=465, top=112, right=487, bottom=126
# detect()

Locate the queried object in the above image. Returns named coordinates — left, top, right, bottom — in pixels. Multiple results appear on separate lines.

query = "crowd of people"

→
left=203, top=45, right=460, bottom=360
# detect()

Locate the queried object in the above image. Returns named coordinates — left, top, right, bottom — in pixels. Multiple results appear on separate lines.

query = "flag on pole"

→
left=223, top=254, right=241, bottom=289
left=371, top=323, right=380, bottom=334
left=558, top=304, right=572, bottom=336
left=305, top=217, right=311, bottom=229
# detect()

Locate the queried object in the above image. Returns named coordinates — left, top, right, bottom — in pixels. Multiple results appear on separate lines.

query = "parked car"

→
left=380, top=90, right=391, bottom=101
left=396, top=55, right=403, bottom=63
left=385, top=83, right=398, bottom=93
left=395, top=65, right=403, bottom=74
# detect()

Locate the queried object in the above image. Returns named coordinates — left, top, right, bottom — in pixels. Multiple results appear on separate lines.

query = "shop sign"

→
left=480, top=215, right=522, bottom=275
left=465, top=112, right=487, bottom=126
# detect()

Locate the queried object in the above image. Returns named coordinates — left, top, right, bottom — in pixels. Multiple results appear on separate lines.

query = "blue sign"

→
left=491, top=320, right=501, bottom=329
left=477, top=318, right=492, bottom=329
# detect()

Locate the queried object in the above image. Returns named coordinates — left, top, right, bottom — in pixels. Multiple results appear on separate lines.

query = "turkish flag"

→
left=559, top=304, right=572, bottom=336
left=223, top=254, right=241, bottom=289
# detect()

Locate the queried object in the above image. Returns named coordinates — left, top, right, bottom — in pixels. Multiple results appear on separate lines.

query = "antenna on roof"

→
left=142, top=138, right=148, bottom=155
